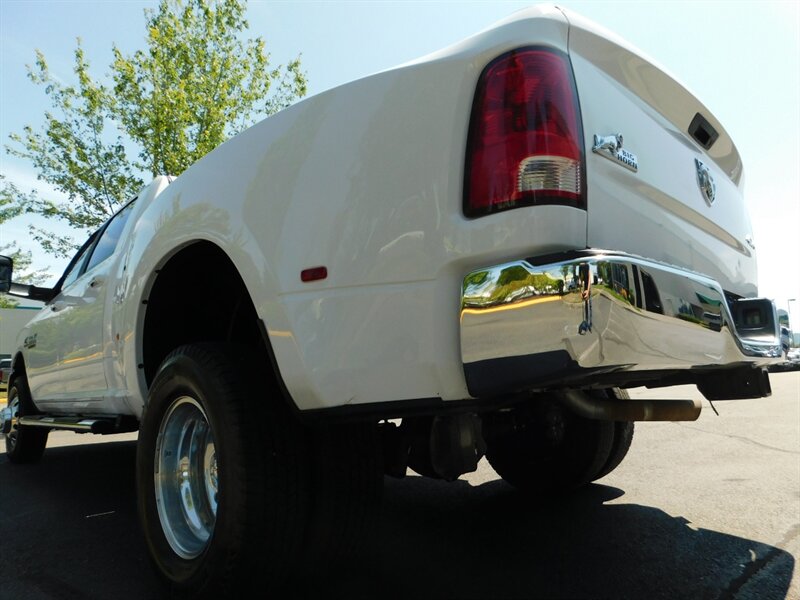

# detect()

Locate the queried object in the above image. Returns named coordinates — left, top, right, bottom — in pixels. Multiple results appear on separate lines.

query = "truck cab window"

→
left=84, top=202, right=136, bottom=273
left=60, top=239, right=96, bottom=290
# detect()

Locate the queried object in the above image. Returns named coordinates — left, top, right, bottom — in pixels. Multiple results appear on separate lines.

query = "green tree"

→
left=4, top=0, right=306, bottom=259
left=0, top=175, right=24, bottom=225
left=6, top=45, right=137, bottom=257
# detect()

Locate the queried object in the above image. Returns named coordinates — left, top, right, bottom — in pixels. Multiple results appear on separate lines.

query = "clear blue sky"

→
left=1, top=1, right=798, bottom=318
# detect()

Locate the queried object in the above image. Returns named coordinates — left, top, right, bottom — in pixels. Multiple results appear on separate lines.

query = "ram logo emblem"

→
left=695, top=158, right=716, bottom=205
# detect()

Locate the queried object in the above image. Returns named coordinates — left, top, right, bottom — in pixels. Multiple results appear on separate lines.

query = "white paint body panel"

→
left=25, top=270, right=108, bottom=402
left=15, top=6, right=757, bottom=417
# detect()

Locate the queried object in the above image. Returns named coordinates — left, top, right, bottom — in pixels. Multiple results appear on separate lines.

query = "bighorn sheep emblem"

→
left=593, top=133, right=623, bottom=153
left=592, top=133, right=638, bottom=172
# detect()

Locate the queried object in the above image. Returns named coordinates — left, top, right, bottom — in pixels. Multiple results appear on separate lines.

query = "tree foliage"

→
left=6, top=45, right=138, bottom=254
left=0, top=175, right=24, bottom=224
left=4, top=0, right=307, bottom=259
left=113, top=0, right=306, bottom=177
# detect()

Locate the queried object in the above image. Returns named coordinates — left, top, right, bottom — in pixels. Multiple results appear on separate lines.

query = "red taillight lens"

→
left=464, top=47, right=585, bottom=218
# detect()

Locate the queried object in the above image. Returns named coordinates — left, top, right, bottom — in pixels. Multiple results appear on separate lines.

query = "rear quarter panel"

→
left=122, top=6, right=588, bottom=413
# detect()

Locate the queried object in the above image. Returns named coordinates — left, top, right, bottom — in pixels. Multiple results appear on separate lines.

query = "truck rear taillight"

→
left=464, top=47, right=586, bottom=218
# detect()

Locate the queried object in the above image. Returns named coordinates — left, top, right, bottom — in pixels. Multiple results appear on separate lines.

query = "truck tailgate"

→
left=563, top=9, right=757, bottom=298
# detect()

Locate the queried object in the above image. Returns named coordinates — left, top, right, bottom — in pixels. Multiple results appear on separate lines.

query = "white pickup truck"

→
left=0, top=5, right=782, bottom=597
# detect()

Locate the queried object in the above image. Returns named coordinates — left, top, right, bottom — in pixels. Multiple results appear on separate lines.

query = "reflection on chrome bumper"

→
left=460, top=250, right=781, bottom=397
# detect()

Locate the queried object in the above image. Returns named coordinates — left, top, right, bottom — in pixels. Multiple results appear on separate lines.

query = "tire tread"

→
left=5, top=377, right=48, bottom=465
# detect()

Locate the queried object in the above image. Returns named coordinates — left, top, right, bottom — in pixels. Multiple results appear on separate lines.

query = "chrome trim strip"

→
left=460, top=251, right=781, bottom=396
left=17, top=416, right=94, bottom=431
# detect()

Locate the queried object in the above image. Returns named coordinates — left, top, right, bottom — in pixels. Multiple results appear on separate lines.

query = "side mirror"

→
left=0, top=254, right=55, bottom=303
left=0, top=255, right=12, bottom=293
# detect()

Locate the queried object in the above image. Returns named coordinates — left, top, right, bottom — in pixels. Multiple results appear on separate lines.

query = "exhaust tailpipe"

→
left=561, top=390, right=702, bottom=422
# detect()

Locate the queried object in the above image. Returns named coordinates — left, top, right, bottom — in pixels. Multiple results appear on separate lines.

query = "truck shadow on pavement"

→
left=0, top=440, right=794, bottom=600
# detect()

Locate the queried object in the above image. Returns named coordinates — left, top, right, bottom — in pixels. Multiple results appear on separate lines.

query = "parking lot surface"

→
left=1, top=372, right=798, bottom=599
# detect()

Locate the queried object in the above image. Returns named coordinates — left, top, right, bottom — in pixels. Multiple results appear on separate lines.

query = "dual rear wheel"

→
left=485, top=390, right=635, bottom=494
left=137, top=343, right=382, bottom=598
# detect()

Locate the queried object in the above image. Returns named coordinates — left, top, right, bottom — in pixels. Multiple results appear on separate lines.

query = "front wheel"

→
left=137, top=344, right=307, bottom=598
left=4, top=377, right=48, bottom=464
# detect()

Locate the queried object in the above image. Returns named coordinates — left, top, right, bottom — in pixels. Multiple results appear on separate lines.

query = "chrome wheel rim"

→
left=154, top=396, right=218, bottom=559
left=6, top=393, right=20, bottom=451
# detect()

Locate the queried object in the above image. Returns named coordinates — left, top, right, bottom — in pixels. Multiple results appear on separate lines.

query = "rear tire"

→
left=593, top=389, right=635, bottom=481
left=486, top=394, right=614, bottom=494
left=4, top=377, right=48, bottom=464
left=137, top=344, right=307, bottom=598
left=302, top=422, right=383, bottom=570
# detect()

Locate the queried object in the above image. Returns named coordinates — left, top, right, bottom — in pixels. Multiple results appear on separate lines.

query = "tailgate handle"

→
left=688, top=113, right=718, bottom=150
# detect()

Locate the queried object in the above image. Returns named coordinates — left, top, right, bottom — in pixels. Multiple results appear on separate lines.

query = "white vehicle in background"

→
left=0, top=5, right=782, bottom=598
left=0, top=357, right=11, bottom=390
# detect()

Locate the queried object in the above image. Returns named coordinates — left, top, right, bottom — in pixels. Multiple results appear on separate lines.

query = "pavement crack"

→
left=674, top=423, right=800, bottom=455
left=716, top=546, right=784, bottom=600
left=776, top=522, right=800, bottom=550
left=716, top=523, right=800, bottom=600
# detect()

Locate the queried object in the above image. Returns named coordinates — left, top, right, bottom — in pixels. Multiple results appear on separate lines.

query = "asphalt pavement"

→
left=0, top=372, right=798, bottom=599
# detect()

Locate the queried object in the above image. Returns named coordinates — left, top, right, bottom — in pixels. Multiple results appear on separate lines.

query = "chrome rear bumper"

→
left=460, top=250, right=781, bottom=397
